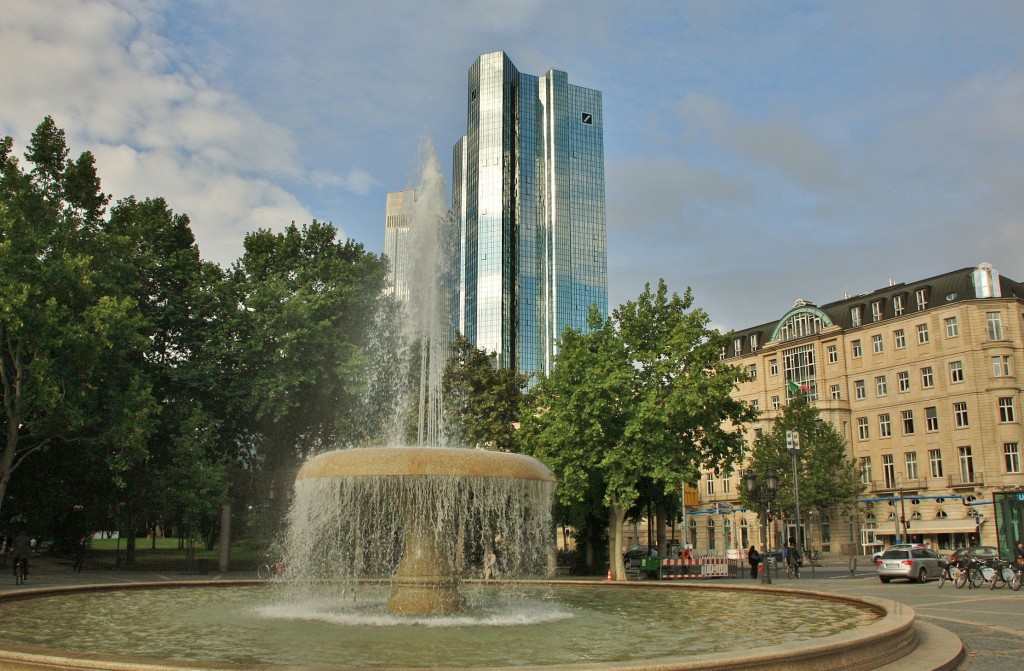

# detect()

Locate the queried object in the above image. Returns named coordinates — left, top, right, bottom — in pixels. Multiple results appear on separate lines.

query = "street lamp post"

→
left=786, top=430, right=803, bottom=552
left=744, top=467, right=779, bottom=585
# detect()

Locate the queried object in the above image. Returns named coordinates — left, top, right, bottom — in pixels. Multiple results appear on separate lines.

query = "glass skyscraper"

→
left=452, top=51, right=608, bottom=379
left=383, top=189, right=415, bottom=302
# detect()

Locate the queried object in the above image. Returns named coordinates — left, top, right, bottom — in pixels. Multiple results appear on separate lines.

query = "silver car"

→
left=876, top=547, right=943, bottom=583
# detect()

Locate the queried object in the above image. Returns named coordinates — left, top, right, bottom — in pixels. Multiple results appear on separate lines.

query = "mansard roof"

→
left=725, top=264, right=1024, bottom=358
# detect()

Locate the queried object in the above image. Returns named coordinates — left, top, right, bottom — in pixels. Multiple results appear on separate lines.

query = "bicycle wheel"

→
left=954, top=568, right=968, bottom=589
left=969, top=567, right=985, bottom=589
left=937, top=569, right=947, bottom=588
left=1011, top=571, right=1023, bottom=592
left=257, top=563, right=272, bottom=580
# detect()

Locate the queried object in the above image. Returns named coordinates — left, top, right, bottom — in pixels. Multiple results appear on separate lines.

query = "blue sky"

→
left=3, top=1, right=1023, bottom=330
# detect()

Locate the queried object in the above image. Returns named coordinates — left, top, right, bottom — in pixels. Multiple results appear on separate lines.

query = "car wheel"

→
left=917, top=568, right=927, bottom=583
left=879, top=576, right=891, bottom=583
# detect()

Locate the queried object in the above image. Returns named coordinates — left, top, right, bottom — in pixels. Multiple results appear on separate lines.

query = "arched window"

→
left=770, top=304, right=833, bottom=343
left=707, top=519, right=716, bottom=551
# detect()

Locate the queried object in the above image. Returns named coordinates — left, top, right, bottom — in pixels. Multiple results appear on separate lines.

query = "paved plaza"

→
left=3, top=554, right=1024, bottom=670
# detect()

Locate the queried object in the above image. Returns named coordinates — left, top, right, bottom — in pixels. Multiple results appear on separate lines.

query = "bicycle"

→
left=988, top=559, right=1017, bottom=590
left=257, top=557, right=284, bottom=581
left=13, top=558, right=27, bottom=585
left=804, top=548, right=822, bottom=562
left=937, top=556, right=966, bottom=588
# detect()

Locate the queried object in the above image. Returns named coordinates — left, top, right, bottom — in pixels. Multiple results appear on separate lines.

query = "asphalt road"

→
left=751, top=561, right=1024, bottom=671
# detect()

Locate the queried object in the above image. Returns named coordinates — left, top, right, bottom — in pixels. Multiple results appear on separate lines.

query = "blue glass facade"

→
left=453, top=51, right=608, bottom=378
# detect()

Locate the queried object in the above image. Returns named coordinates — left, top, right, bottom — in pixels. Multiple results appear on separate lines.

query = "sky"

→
left=2, top=0, right=1023, bottom=330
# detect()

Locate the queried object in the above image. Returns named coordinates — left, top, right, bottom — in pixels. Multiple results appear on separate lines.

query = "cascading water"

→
left=281, top=144, right=556, bottom=616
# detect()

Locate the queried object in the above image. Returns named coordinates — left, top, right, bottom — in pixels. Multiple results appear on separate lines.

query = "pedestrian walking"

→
left=747, top=545, right=760, bottom=579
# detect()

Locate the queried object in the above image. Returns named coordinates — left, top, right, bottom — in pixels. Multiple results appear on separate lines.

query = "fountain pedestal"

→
left=388, top=518, right=465, bottom=614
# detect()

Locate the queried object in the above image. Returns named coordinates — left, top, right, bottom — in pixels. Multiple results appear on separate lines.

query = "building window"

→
left=879, top=413, right=892, bottom=438
left=860, top=456, right=872, bottom=484
left=921, top=367, right=934, bottom=389
left=999, top=397, right=1016, bottom=423
left=1005, top=443, right=1021, bottom=474
left=734, top=337, right=742, bottom=357
left=827, top=345, right=838, bottom=364
left=958, top=446, right=975, bottom=483
left=770, top=359, right=778, bottom=376
left=987, top=312, right=1004, bottom=340
left=722, top=471, right=732, bottom=494
left=782, top=344, right=816, bottom=400
left=945, top=317, right=959, bottom=338
left=857, top=417, right=870, bottom=441
left=901, top=410, right=915, bottom=435
left=915, top=288, right=928, bottom=310
left=707, top=519, right=716, bottom=550
left=894, top=329, right=906, bottom=349
left=992, top=355, right=1012, bottom=377
left=897, top=371, right=910, bottom=392
left=872, top=334, right=884, bottom=354
left=705, top=471, right=715, bottom=495
left=772, top=395, right=780, bottom=410
left=851, top=306, right=862, bottom=327
left=917, top=323, right=929, bottom=344
left=750, top=399, right=759, bottom=412
left=893, top=295, right=905, bottom=316
left=925, top=406, right=939, bottom=432
left=851, top=339, right=863, bottom=358
left=905, top=452, right=919, bottom=480
left=830, top=384, right=841, bottom=400
left=854, top=380, right=866, bottom=400
left=929, top=449, right=943, bottom=478
left=949, top=361, right=964, bottom=383
left=954, top=402, right=969, bottom=428
left=720, top=346, right=726, bottom=361
left=876, top=375, right=887, bottom=396
left=748, top=364, right=757, bottom=380
left=871, top=301, right=884, bottom=322
left=750, top=333, right=759, bottom=352
left=882, top=454, right=895, bottom=488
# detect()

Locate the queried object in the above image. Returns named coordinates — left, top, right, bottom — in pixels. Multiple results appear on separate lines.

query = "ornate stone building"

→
left=696, top=263, right=1024, bottom=557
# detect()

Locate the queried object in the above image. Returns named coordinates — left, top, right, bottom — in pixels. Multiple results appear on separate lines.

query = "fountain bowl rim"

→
left=295, top=446, right=556, bottom=482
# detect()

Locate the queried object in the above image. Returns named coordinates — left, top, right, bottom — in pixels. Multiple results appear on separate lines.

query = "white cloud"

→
left=0, top=0, right=313, bottom=267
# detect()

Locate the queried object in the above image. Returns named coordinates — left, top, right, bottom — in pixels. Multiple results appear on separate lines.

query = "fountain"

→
left=0, top=146, right=962, bottom=671
left=287, top=446, right=556, bottom=615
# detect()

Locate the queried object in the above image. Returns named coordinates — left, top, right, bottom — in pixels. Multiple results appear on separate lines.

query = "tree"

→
left=223, top=221, right=388, bottom=521
left=0, top=117, right=149, bottom=522
left=520, top=280, right=754, bottom=580
left=739, top=394, right=864, bottom=542
left=442, top=334, right=531, bottom=451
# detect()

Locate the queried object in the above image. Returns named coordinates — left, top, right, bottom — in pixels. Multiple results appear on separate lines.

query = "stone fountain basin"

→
left=0, top=580, right=937, bottom=671
left=295, top=446, right=557, bottom=481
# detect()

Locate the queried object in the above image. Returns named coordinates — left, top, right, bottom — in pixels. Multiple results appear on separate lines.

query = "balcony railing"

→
left=948, top=472, right=984, bottom=488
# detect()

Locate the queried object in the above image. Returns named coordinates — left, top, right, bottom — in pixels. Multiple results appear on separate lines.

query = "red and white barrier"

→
left=659, top=555, right=729, bottom=579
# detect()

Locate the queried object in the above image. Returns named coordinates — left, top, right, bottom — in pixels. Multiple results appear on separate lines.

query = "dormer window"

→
left=871, top=301, right=884, bottom=322
left=915, top=288, right=928, bottom=310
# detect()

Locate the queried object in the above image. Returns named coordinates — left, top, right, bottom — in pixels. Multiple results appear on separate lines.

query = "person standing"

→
left=786, top=539, right=801, bottom=578
left=482, top=548, right=498, bottom=580
left=12, top=530, right=31, bottom=581
left=747, top=545, right=760, bottom=579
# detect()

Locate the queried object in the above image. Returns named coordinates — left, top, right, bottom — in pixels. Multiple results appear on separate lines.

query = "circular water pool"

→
left=0, top=581, right=911, bottom=670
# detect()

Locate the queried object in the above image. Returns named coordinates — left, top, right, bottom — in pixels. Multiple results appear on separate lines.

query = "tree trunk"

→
left=656, top=504, right=669, bottom=556
left=608, top=502, right=628, bottom=581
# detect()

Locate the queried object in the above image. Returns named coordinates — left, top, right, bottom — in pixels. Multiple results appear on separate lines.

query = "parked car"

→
left=876, top=547, right=944, bottom=583
left=622, top=545, right=657, bottom=561
left=949, top=546, right=1000, bottom=564
left=871, top=543, right=925, bottom=563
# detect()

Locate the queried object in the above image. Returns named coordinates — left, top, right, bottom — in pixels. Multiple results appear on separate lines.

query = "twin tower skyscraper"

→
left=385, top=51, right=608, bottom=380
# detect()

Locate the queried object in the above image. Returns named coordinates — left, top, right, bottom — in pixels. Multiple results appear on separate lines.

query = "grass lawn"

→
left=81, top=537, right=266, bottom=571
